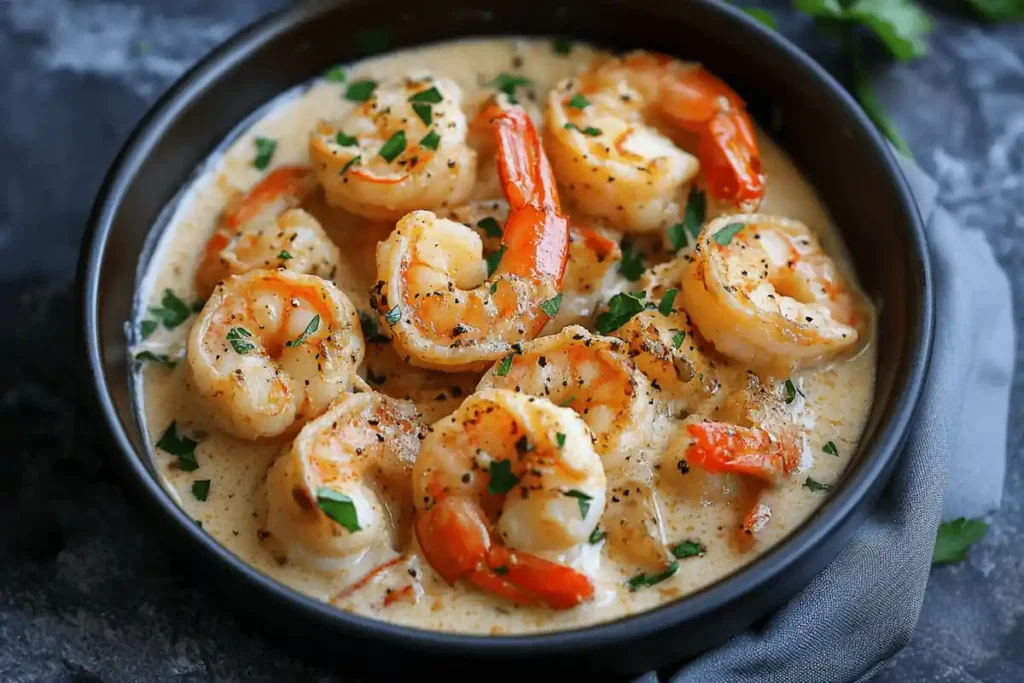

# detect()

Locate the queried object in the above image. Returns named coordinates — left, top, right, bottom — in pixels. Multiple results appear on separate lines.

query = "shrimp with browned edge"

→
left=413, top=388, right=606, bottom=609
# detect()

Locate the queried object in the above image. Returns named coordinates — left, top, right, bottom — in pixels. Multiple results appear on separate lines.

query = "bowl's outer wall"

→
left=80, top=0, right=932, bottom=676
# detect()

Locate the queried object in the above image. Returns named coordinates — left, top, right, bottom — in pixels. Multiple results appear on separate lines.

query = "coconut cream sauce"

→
left=133, top=38, right=876, bottom=635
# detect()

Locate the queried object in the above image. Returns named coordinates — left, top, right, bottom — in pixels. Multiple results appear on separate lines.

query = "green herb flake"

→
left=323, top=65, right=346, bottom=82
left=803, top=477, right=832, bottom=493
left=490, top=282, right=499, bottom=294
left=149, top=289, right=191, bottom=330
left=556, top=432, right=566, bottom=449
left=596, top=292, right=653, bottom=335
left=191, top=479, right=211, bottom=501
left=627, top=561, right=679, bottom=590
left=671, top=540, right=704, bottom=559
left=140, top=320, right=158, bottom=339
left=412, top=103, right=432, bottom=126
left=714, top=222, right=746, bottom=246
left=567, top=93, right=590, bottom=110
left=743, top=7, right=778, bottom=29
left=385, top=306, right=402, bottom=327
left=359, top=310, right=389, bottom=343
left=335, top=131, right=358, bottom=147
left=156, top=421, right=199, bottom=472
left=253, top=137, right=277, bottom=170
left=683, top=187, right=706, bottom=240
left=823, top=441, right=839, bottom=456
left=540, top=293, right=563, bottom=318
left=667, top=222, right=688, bottom=253
left=493, top=565, right=509, bottom=575
left=658, top=288, right=679, bottom=316
left=488, top=459, right=519, bottom=495
left=618, top=239, right=646, bottom=281
left=564, top=489, right=593, bottom=518
left=563, top=122, right=602, bottom=136
left=278, top=250, right=293, bottom=261
left=284, top=315, right=320, bottom=348
left=589, top=527, right=607, bottom=544
left=783, top=379, right=798, bottom=404
left=339, top=155, right=361, bottom=175
left=477, top=217, right=503, bottom=238
left=933, top=517, right=989, bottom=565
left=672, top=330, right=686, bottom=349
left=552, top=35, right=573, bottom=55
left=496, top=352, right=515, bottom=377
left=560, top=395, right=576, bottom=407
left=419, top=129, right=441, bottom=151
left=409, top=86, right=444, bottom=104
left=486, top=244, right=507, bottom=277
left=134, top=351, right=176, bottom=368
left=227, top=327, right=256, bottom=355
left=344, top=79, right=378, bottom=102
left=488, top=73, right=534, bottom=103
left=317, top=488, right=362, bottom=532
left=379, top=131, right=407, bottom=162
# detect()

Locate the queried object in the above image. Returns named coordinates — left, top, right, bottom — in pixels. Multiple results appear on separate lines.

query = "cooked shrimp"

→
left=372, top=103, right=570, bottom=372
left=413, top=388, right=606, bottom=609
left=545, top=76, right=699, bottom=233
left=680, top=214, right=862, bottom=373
left=187, top=270, right=364, bottom=439
left=264, top=391, right=423, bottom=571
left=310, top=74, right=477, bottom=221
left=194, top=166, right=321, bottom=297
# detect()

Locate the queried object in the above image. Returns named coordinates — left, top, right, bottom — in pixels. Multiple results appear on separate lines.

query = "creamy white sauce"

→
left=134, top=37, right=876, bottom=635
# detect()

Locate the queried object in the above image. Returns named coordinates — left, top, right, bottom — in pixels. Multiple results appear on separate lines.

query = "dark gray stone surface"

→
left=0, top=1, right=1020, bottom=680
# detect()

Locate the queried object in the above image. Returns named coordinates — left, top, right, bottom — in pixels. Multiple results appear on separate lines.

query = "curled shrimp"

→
left=372, top=103, right=569, bottom=372
left=187, top=270, right=364, bottom=440
left=680, top=214, right=862, bottom=373
left=413, top=388, right=606, bottom=609
left=310, top=74, right=477, bottom=221
left=195, top=167, right=336, bottom=297
left=264, top=391, right=423, bottom=572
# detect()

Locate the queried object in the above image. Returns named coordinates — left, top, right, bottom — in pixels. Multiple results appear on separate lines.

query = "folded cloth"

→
left=635, top=154, right=1015, bottom=683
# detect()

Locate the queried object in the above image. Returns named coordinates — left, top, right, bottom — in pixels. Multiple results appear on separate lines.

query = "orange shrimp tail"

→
left=484, top=545, right=594, bottom=609
left=483, top=103, right=570, bottom=283
left=685, top=422, right=796, bottom=483
left=414, top=497, right=490, bottom=585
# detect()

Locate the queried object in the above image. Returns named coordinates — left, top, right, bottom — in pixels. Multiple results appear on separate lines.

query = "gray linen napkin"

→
left=635, top=155, right=1015, bottom=683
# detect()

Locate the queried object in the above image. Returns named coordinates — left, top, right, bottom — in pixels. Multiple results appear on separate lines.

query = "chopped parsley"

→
left=412, top=103, right=432, bottom=126
left=335, top=131, right=358, bottom=147
left=563, top=122, right=601, bottom=136
left=783, top=379, right=798, bottom=404
left=540, top=293, right=563, bottom=317
left=487, top=459, right=519, bottom=495
left=323, top=65, right=346, bottom=82
left=596, top=291, right=655, bottom=335
left=683, top=187, right=706, bottom=241
left=408, top=86, right=443, bottom=104
left=277, top=250, right=293, bottom=260
left=339, top=155, right=361, bottom=175
left=667, top=222, right=688, bottom=252
left=385, top=306, right=402, bottom=327
left=358, top=310, right=389, bottom=343
left=823, top=441, right=839, bottom=456
left=589, top=527, right=607, bottom=544
left=713, top=222, right=746, bottom=246
left=149, top=289, right=191, bottom=330
left=671, top=539, right=704, bottom=559
left=156, top=421, right=199, bottom=472
left=486, top=244, right=507, bottom=277
left=140, top=320, right=158, bottom=339
left=253, top=137, right=276, bottom=170
left=493, top=565, right=509, bottom=575
left=317, top=488, right=361, bottom=532
left=803, top=477, right=831, bottom=493
left=191, top=480, right=211, bottom=501
left=284, top=315, right=320, bottom=348
left=487, top=73, right=534, bottom=103
left=933, top=517, right=989, bottom=565
left=618, top=239, right=646, bottom=281
left=495, top=352, right=515, bottom=377
left=378, top=131, right=407, bottom=162
left=419, top=129, right=441, bottom=151
left=551, top=35, right=573, bottom=55
left=563, top=489, right=593, bottom=518
left=560, top=395, right=576, bottom=407
left=672, top=329, right=686, bottom=349
left=227, top=327, right=256, bottom=354
left=345, top=79, right=378, bottom=101
left=567, top=94, right=590, bottom=110
left=658, top=288, right=678, bottom=316
left=489, top=281, right=499, bottom=294
left=134, top=351, right=176, bottom=367
left=627, top=561, right=679, bottom=590
left=556, top=432, right=566, bottom=449
left=477, top=217, right=503, bottom=238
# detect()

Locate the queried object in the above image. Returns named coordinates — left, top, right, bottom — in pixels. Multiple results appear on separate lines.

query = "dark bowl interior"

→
left=79, top=0, right=932, bottom=677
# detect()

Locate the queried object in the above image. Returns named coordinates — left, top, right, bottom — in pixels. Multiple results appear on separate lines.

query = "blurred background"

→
left=1, top=0, right=1021, bottom=680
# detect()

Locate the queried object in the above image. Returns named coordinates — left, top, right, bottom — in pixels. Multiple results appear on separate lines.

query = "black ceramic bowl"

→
left=79, top=0, right=933, bottom=677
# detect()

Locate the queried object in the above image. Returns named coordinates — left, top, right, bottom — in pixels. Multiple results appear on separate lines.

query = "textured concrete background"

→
left=1, top=0, right=1020, bottom=680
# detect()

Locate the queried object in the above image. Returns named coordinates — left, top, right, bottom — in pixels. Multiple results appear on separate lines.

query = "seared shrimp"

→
left=310, top=74, right=477, bottom=221
left=414, top=388, right=606, bottom=609
left=372, top=103, right=570, bottom=372
left=681, top=214, right=861, bottom=373
left=195, top=166, right=329, bottom=297
left=264, top=391, right=423, bottom=572
left=187, top=270, right=364, bottom=440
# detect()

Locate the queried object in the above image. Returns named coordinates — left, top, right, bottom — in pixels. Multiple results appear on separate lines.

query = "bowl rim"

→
left=79, top=0, right=934, bottom=658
